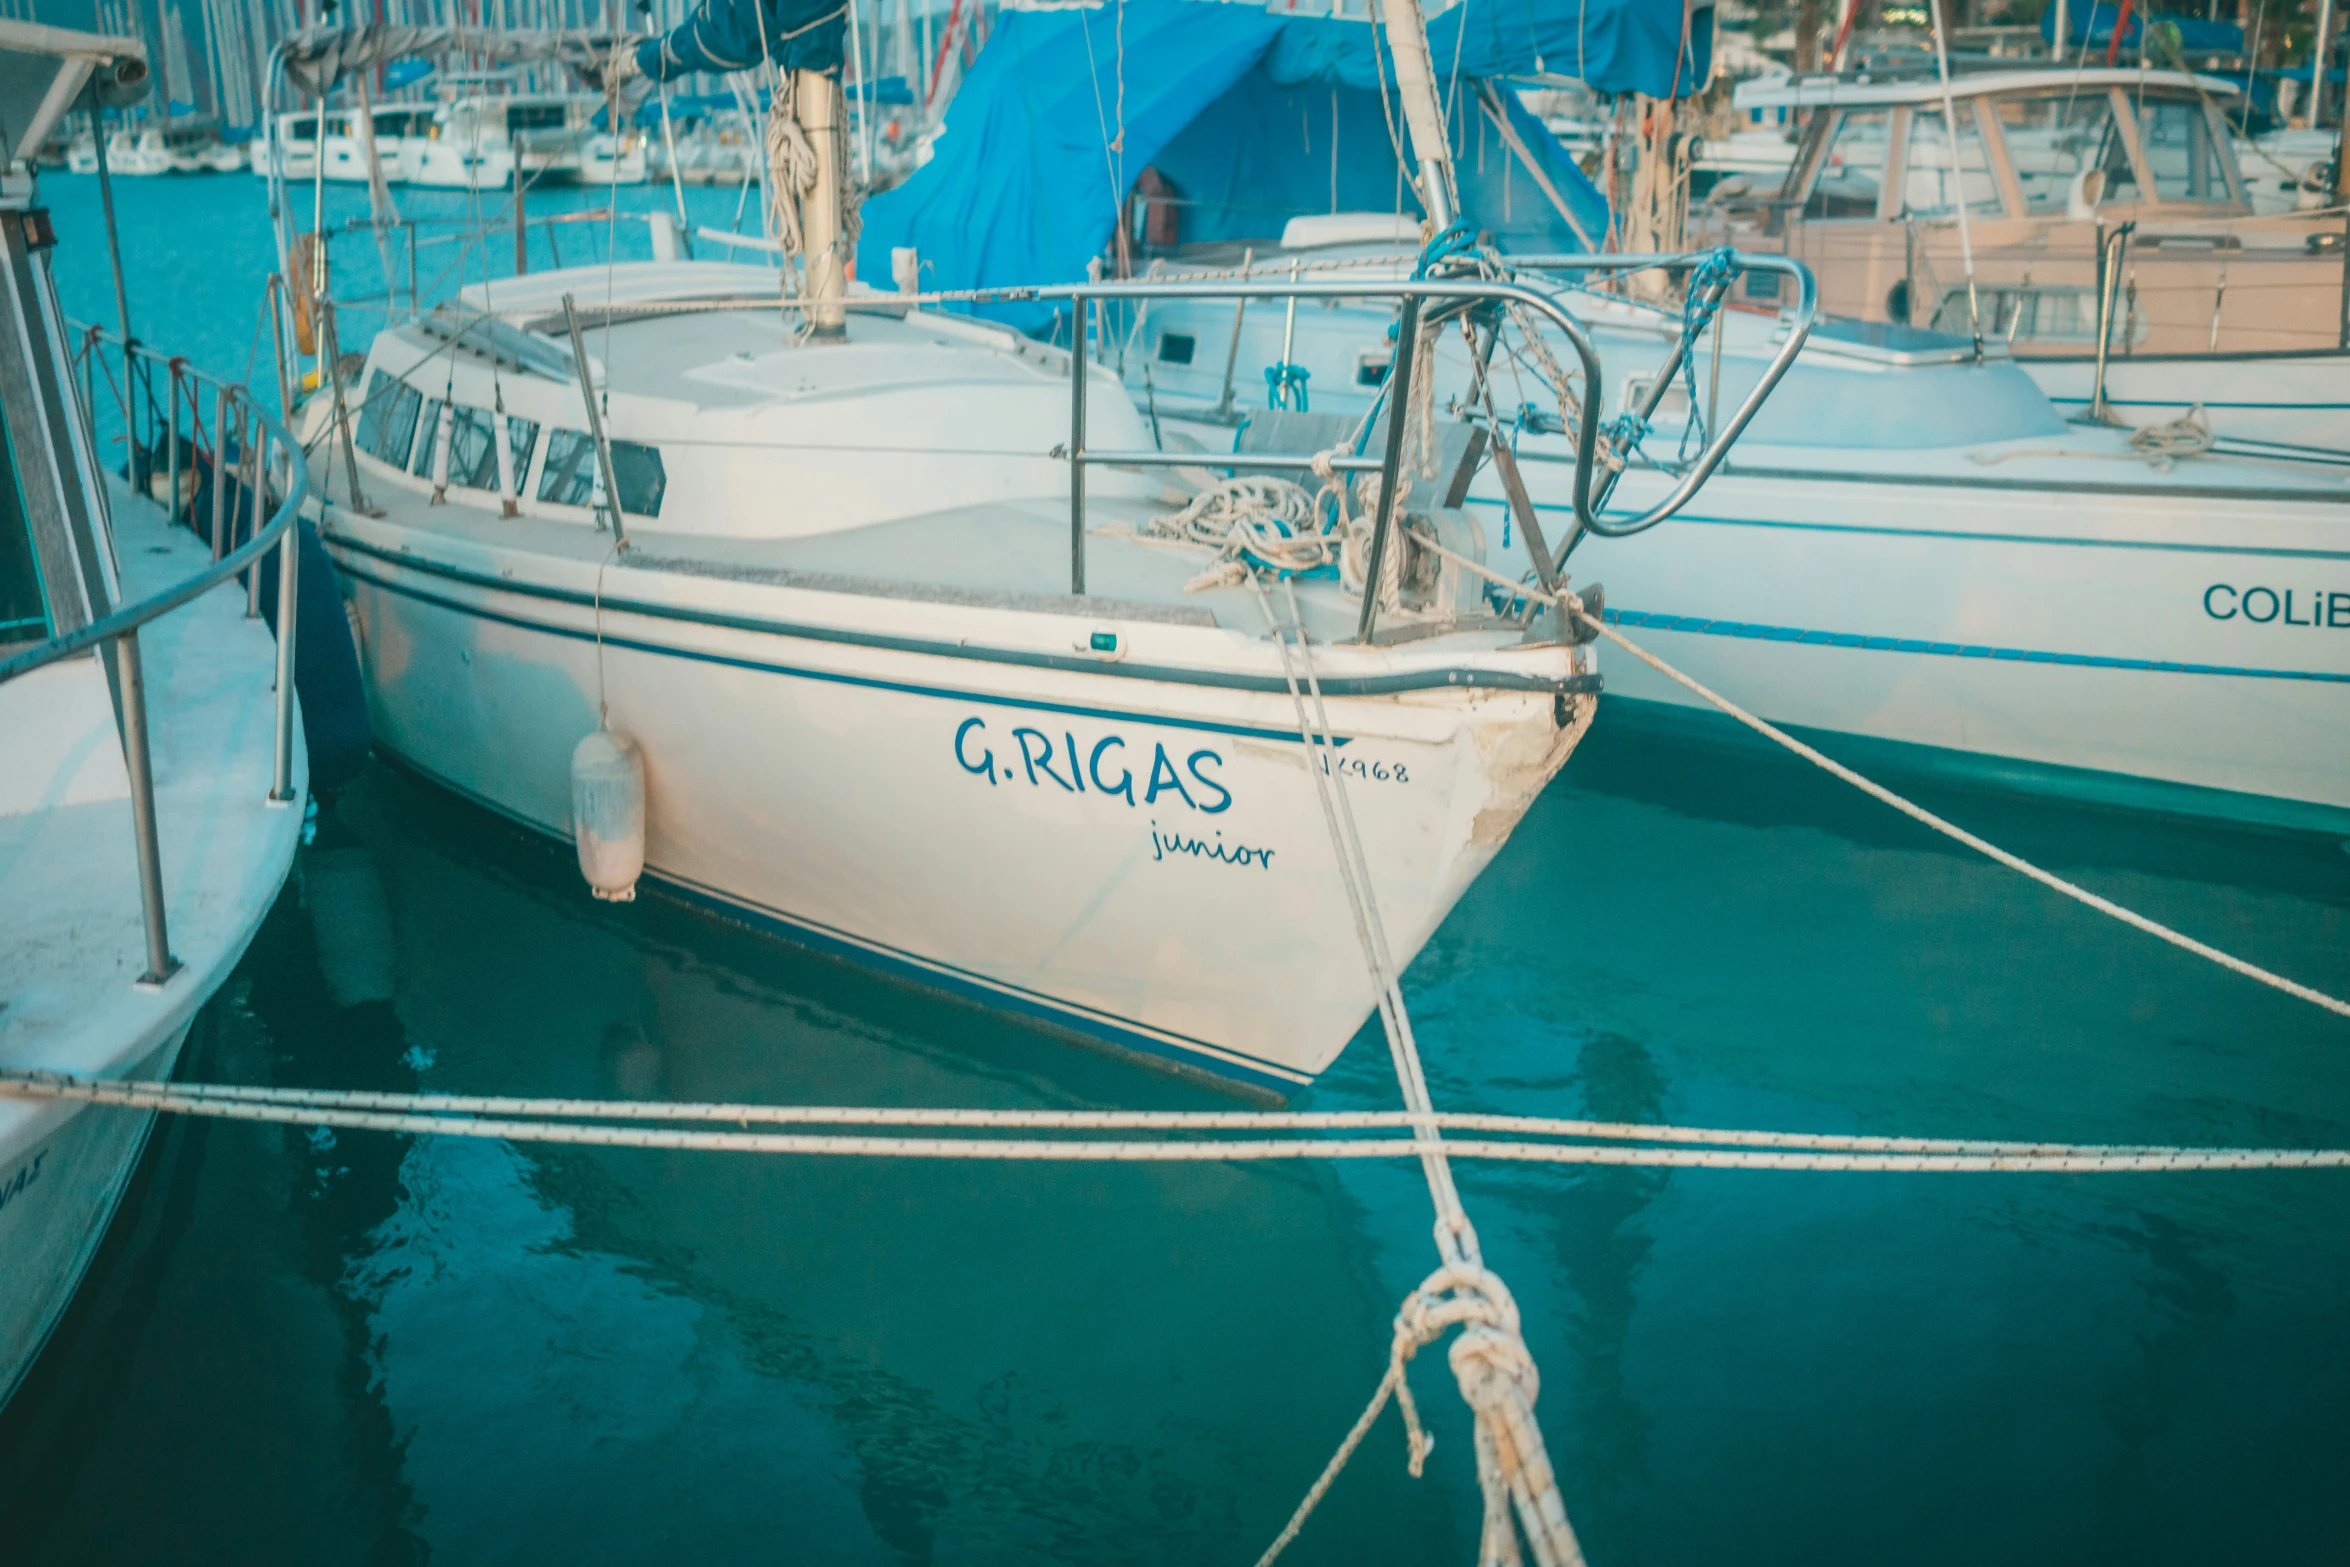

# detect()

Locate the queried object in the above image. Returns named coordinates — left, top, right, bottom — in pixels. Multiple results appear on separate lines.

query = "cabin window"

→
left=357, top=371, right=424, bottom=468
left=2133, top=99, right=2227, bottom=203
left=507, top=103, right=570, bottom=133
left=286, top=117, right=317, bottom=143
left=0, top=396, right=48, bottom=649
left=1996, top=93, right=2130, bottom=213
left=537, top=429, right=667, bottom=517
left=1902, top=105, right=2003, bottom=218
left=1805, top=109, right=1893, bottom=218
left=1620, top=375, right=1691, bottom=426
left=410, top=399, right=446, bottom=476
left=1156, top=332, right=1195, bottom=365
left=1932, top=285, right=2107, bottom=343
left=444, top=407, right=541, bottom=493
left=1356, top=349, right=1392, bottom=386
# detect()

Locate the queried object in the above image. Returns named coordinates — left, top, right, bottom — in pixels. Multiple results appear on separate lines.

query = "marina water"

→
left=4, top=173, right=2348, bottom=1565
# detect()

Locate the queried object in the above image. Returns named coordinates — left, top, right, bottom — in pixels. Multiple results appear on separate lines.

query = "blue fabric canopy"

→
left=633, top=0, right=847, bottom=78
left=2038, top=2, right=2244, bottom=56
left=858, top=0, right=1622, bottom=332
left=1267, top=0, right=1711, bottom=99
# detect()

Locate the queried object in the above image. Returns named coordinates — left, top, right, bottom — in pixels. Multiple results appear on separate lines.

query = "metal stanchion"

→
left=164, top=358, right=182, bottom=525
left=270, top=418, right=301, bottom=804
left=110, top=630, right=180, bottom=985
left=210, top=385, right=230, bottom=559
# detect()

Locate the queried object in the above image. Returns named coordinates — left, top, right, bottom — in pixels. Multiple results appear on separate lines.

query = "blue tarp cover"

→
left=858, top=0, right=1620, bottom=331
left=2038, top=2, right=2244, bottom=56
left=1267, top=0, right=1711, bottom=99
left=634, top=0, right=847, bottom=78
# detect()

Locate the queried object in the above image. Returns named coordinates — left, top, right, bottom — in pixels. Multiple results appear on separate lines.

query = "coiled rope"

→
left=762, top=74, right=818, bottom=260
left=2125, top=405, right=2219, bottom=470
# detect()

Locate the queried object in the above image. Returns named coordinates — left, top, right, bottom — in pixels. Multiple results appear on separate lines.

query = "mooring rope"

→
left=1546, top=592, right=2350, bottom=1022
left=1253, top=576, right=1585, bottom=1567
left=4, top=1070, right=2346, bottom=1172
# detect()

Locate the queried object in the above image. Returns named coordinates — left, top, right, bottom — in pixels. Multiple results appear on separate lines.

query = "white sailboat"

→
left=309, top=261, right=1617, bottom=1092
left=0, top=22, right=306, bottom=1407
left=270, top=12, right=1798, bottom=1091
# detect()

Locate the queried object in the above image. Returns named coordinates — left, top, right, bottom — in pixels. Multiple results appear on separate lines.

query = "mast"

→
left=1374, top=0, right=1456, bottom=229
left=796, top=68, right=848, bottom=339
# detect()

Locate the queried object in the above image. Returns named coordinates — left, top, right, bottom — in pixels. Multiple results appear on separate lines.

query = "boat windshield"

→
left=1990, top=90, right=2131, bottom=213
left=1903, top=104, right=2002, bottom=218
left=2128, top=96, right=2231, bottom=203
left=1807, top=108, right=1893, bottom=218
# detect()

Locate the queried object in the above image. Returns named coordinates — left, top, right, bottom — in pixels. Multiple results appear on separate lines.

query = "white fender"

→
left=571, top=727, right=645, bottom=902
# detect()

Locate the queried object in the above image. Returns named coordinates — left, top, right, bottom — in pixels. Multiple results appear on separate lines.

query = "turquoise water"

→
left=5, top=173, right=2350, bottom=1565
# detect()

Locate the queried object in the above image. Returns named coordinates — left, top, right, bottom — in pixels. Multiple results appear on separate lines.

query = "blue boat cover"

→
left=633, top=0, right=848, bottom=78
left=2038, top=1, right=2244, bottom=56
left=860, top=0, right=1646, bottom=331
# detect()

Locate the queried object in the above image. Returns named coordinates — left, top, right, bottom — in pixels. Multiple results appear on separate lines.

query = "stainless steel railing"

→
left=1036, top=252, right=1815, bottom=637
left=0, top=326, right=311, bottom=988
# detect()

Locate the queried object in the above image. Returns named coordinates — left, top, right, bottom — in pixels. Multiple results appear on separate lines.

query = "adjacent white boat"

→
left=651, top=111, right=758, bottom=185
left=0, top=20, right=305, bottom=1408
left=319, top=105, right=436, bottom=184
left=578, top=126, right=650, bottom=186
left=1719, top=68, right=2350, bottom=449
left=308, top=261, right=1614, bottom=1091
left=1123, top=243, right=2350, bottom=833
left=90, top=118, right=242, bottom=175
left=252, top=109, right=320, bottom=180
left=412, top=93, right=601, bottom=189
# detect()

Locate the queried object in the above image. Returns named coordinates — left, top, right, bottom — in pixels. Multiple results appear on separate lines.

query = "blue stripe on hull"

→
left=1604, top=608, right=2350, bottom=684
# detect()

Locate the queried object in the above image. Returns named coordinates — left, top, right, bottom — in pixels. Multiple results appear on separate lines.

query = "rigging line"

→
left=1074, top=1, right=1124, bottom=246
left=1364, top=0, right=1413, bottom=217
left=1444, top=0, right=1470, bottom=151
left=1927, top=0, right=1983, bottom=356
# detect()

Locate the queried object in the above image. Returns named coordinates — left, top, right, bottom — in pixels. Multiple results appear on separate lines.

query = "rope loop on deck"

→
left=2126, top=405, right=2218, bottom=471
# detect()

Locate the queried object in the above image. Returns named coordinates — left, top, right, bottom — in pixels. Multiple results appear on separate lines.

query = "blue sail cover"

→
left=633, top=0, right=847, bottom=78
left=860, top=0, right=1658, bottom=331
left=2038, top=1, right=2244, bottom=56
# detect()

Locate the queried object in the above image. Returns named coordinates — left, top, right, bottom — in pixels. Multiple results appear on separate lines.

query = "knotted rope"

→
left=1121, top=442, right=1419, bottom=601
left=1249, top=576, right=1582, bottom=1565
left=763, top=74, right=818, bottom=260
left=2126, top=405, right=2218, bottom=471
left=759, top=74, right=865, bottom=272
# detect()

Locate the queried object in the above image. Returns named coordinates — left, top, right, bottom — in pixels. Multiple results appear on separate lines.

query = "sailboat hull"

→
left=330, top=536, right=1590, bottom=1092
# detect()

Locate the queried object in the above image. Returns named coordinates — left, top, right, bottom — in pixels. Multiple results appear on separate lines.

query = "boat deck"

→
left=334, top=485, right=1517, bottom=650
left=0, top=483, right=304, bottom=1089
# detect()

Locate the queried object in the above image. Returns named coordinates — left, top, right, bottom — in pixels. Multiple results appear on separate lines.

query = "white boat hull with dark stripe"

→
left=328, top=520, right=1592, bottom=1091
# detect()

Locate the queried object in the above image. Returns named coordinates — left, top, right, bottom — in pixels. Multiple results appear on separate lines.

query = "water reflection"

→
left=5, top=711, right=2348, bottom=1565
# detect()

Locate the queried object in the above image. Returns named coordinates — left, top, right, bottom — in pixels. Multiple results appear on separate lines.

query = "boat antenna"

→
left=1926, top=0, right=1984, bottom=360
